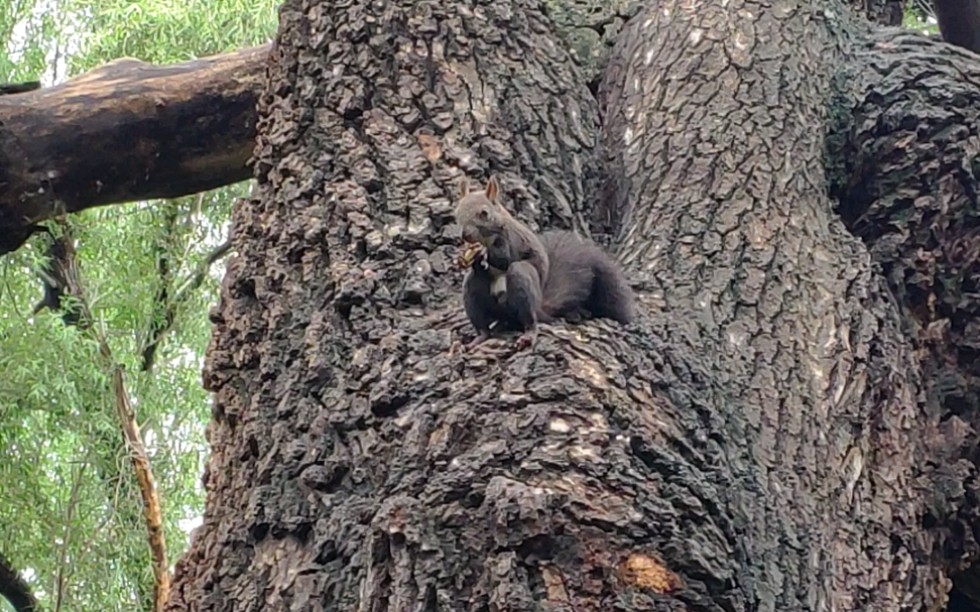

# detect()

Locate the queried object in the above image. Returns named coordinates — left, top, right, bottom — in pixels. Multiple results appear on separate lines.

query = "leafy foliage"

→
left=904, top=0, right=939, bottom=33
left=0, top=1, right=276, bottom=610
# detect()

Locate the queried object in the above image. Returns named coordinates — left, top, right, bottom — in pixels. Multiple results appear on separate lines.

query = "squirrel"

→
left=454, top=175, right=635, bottom=348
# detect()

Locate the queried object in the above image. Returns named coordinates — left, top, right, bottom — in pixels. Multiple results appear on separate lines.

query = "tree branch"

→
left=93, top=304, right=171, bottom=610
left=106, top=360, right=170, bottom=612
left=0, top=43, right=270, bottom=256
left=30, top=222, right=170, bottom=609
left=31, top=223, right=83, bottom=327
left=0, top=551, right=39, bottom=612
left=0, top=81, right=39, bottom=96
left=827, top=26, right=980, bottom=605
left=933, top=1, right=980, bottom=53
left=141, top=228, right=232, bottom=371
left=54, top=464, right=86, bottom=612
left=140, top=207, right=179, bottom=373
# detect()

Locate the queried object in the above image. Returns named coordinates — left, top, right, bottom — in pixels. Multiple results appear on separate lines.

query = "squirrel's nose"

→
left=460, top=227, right=478, bottom=243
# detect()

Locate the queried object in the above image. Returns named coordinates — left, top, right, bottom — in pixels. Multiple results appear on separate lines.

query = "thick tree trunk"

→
left=828, top=25, right=980, bottom=604
left=166, top=0, right=980, bottom=610
left=596, top=3, right=954, bottom=608
left=0, top=44, right=268, bottom=255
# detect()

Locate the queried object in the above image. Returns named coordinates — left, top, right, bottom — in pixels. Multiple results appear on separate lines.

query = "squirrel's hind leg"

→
left=463, top=270, right=503, bottom=338
left=503, top=261, right=543, bottom=329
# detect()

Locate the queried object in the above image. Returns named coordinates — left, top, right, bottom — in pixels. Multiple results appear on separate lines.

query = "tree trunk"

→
left=166, top=0, right=980, bottom=610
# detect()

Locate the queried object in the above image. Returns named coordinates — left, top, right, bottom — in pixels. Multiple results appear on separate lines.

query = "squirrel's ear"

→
left=457, top=177, right=470, bottom=199
left=484, top=175, right=499, bottom=202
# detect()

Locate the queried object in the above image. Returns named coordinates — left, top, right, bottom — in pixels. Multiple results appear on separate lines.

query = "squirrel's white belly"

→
left=489, top=270, right=507, bottom=303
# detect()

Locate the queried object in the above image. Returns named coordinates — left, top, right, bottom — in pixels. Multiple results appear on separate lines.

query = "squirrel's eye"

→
left=478, top=209, right=490, bottom=220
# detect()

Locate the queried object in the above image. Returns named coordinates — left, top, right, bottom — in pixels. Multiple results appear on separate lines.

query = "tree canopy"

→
left=0, top=1, right=275, bottom=610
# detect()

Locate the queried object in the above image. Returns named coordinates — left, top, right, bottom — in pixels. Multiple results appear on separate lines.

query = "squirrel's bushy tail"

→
left=538, top=230, right=594, bottom=319
left=538, top=230, right=635, bottom=324
left=588, top=245, right=635, bottom=324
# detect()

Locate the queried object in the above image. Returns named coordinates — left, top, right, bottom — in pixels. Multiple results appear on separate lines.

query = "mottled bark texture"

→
left=169, top=0, right=602, bottom=610
left=598, top=2, right=944, bottom=609
left=168, top=1, right=980, bottom=611
left=546, top=0, right=903, bottom=95
left=0, top=0, right=908, bottom=259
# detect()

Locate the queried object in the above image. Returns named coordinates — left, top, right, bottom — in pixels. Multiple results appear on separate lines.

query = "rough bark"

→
left=0, top=44, right=268, bottom=255
left=548, top=0, right=643, bottom=93
left=167, top=0, right=607, bottom=609
left=828, top=27, right=980, bottom=604
left=594, top=1, right=965, bottom=607
left=166, top=0, right=979, bottom=611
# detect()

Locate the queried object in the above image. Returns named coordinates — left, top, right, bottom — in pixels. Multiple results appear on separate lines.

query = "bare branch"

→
left=54, top=465, right=86, bottom=612
left=140, top=235, right=233, bottom=373
left=105, top=360, right=170, bottom=611
left=29, top=223, right=170, bottom=609
left=0, top=44, right=270, bottom=256
left=140, top=207, right=180, bottom=372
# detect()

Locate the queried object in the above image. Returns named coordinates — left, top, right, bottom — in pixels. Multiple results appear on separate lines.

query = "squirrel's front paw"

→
left=458, top=242, right=487, bottom=270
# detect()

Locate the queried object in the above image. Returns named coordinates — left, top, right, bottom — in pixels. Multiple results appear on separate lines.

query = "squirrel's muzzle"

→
left=460, top=227, right=480, bottom=244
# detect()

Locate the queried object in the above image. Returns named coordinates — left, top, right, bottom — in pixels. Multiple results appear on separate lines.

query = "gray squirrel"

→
left=454, top=175, right=635, bottom=347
